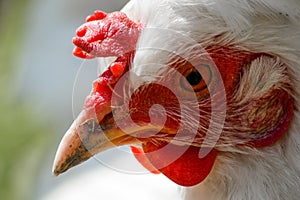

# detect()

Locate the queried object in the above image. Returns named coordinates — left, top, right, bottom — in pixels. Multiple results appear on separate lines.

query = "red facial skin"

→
left=72, top=11, right=294, bottom=186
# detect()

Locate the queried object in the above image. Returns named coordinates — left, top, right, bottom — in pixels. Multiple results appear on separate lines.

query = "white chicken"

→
left=52, top=0, right=300, bottom=199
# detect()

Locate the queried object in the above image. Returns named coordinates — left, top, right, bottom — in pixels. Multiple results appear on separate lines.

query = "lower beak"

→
left=52, top=109, right=138, bottom=176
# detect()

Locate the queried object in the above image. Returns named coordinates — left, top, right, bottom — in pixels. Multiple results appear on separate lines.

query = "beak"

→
left=52, top=108, right=138, bottom=176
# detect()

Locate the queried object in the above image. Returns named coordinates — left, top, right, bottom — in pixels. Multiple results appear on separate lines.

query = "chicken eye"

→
left=186, top=70, right=202, bottom=86
left=181, top=64, right=212, bottom=94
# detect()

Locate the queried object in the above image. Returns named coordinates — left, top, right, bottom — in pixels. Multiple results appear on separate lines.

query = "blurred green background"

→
left=0, top=0, right=127, bottom=199
left=0, top=0, right=53, bottom=200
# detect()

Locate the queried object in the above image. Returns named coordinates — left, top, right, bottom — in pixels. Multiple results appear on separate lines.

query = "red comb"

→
left=73, top=11, right=142, bottom=59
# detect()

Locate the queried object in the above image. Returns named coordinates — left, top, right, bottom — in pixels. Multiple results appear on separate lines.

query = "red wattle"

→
left=130, top=146, right=160, bottom=174
left=141, top=142, right=217, bottom=187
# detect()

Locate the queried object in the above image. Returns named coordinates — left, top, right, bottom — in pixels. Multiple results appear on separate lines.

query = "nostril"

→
left=76, top=26, right=87, bottom=37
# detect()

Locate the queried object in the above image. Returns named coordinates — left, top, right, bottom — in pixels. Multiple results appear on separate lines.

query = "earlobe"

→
left=229, top=56, right=294, bottom=147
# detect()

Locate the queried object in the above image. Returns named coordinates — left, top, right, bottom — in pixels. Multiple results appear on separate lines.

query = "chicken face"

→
left=53, top=10, right=294, bottom=187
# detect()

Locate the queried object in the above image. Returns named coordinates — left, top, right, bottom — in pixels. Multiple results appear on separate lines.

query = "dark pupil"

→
left=186, top=70, right=202, bottom=86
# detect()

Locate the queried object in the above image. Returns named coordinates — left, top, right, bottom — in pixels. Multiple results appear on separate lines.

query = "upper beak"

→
left=52, top=108, right=138, bottom=176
